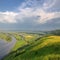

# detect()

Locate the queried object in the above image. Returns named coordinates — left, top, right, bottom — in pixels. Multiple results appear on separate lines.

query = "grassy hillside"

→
left=0, top=33, right=11, bottom=42
left=3, top=34, right=60, bottom=60
left=11, top=33, right=39, bottom=51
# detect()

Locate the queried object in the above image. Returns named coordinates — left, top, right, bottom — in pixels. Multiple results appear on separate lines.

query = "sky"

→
left=0, top=0, right=60, bottom=31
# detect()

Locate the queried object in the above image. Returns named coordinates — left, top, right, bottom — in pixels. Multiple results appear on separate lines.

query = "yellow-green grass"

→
left=41, top=54, right=60, bottom=60
left=0, top=33, right=11, bottom=42
left=3, top=35, right=60, bottom=60
left=13, top=33, right=22, bottom=41
left=12, top=40, right=27, bottom=51
left=12, top=33, right=27, bottom=51
left=24, top=34, right=39, bottom=43
left=12, top=33, right=39, bottom=51
left=31, top=36, right=60, bottom=51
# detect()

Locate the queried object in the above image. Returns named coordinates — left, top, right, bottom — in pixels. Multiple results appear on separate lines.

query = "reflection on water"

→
left=0, top=40, right=7, bottom=48
left=0, top=37, right=16, bottom=60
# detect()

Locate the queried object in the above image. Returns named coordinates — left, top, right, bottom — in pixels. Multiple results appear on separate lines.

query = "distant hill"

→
left=50, top=29, right=60, bottom=36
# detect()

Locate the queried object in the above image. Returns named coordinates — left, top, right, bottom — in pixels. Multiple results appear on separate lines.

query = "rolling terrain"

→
left=2, top=30, right=60, bottom=60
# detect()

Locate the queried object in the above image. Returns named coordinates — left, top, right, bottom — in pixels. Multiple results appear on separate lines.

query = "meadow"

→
left=0, top=32, right=11, bottom=42
left=1, top=30, right=60, bottom=60
left=0, top=31, right=60, bottom=60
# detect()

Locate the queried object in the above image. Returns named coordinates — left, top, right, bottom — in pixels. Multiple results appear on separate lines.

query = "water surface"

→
left=0, top=37, right=16, bottom=60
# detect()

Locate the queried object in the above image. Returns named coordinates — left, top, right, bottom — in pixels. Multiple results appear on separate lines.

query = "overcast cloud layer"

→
left=0, top=0, right=60, bottom=30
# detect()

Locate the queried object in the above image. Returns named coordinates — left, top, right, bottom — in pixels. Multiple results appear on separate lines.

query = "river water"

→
left=0, top=37, right=16, bottom=60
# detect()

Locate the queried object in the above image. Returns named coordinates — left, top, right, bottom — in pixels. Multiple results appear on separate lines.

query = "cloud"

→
left=0, top=11, right=18, bottom=23
left=43, top=0, right=56, bottom=9
left=36, top=9, right=60, bottom=24
left=0, top=8, right=60, bottom=24
left=17, top=0, right=60, bottom=24
left=0, top=0, right=60, bottom=24
left=17, top=7, right=60, bottom=24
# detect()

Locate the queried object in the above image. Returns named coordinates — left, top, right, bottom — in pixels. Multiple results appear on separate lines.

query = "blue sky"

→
left=0, top=0, right=24, bottom=11
left=0, top=0, right=60, bottom=31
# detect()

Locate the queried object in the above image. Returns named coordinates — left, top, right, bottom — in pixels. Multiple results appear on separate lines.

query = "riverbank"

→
left=0, top=33, right=11, bottom=42
left=3, top=35, right=60, bottom=60
left=0, top=36, right=16, bottom=60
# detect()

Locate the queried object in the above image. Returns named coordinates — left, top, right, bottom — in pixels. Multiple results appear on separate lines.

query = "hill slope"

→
left=3, top=35, right=60, bottom=60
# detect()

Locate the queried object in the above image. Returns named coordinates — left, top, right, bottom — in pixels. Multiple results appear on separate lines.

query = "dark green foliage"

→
left=50, top=30, right=60, bottom=36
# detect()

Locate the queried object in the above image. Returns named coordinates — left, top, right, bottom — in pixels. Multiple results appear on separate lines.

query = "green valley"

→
left=2, top=30, right=60, bottom=60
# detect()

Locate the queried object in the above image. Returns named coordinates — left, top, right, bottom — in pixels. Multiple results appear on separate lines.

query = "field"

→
left=0, top=32, right=11, bottom=42
left=2, top=31, right=60, bottom=60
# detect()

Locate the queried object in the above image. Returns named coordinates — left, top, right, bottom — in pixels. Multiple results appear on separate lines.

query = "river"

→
left=0, top=36, right=16, bottom=60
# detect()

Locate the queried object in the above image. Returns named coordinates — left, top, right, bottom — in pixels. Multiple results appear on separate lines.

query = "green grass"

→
left=12, top=33, right=39, bottom=51
left=11, top=33, right=27, bottom=51
left=3, top=34, right=60, bottom=60
left=12, top=40, right=27, bottom=51
left=0, top=33, right=11, bottom=42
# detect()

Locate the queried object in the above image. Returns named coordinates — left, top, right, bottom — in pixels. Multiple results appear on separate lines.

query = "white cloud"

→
left=0, top=0, right=60, bottom=24
left=0, top=7, right=60, bottom=24
left=35, top=9, right=60, bottom=24
left=17, top=7, right=60, bottom=24
left=43, top=0, right=56, bottom=9
left=17, top=0, right=60, bottom=24
left=0, top=11, right=18, bottom=23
